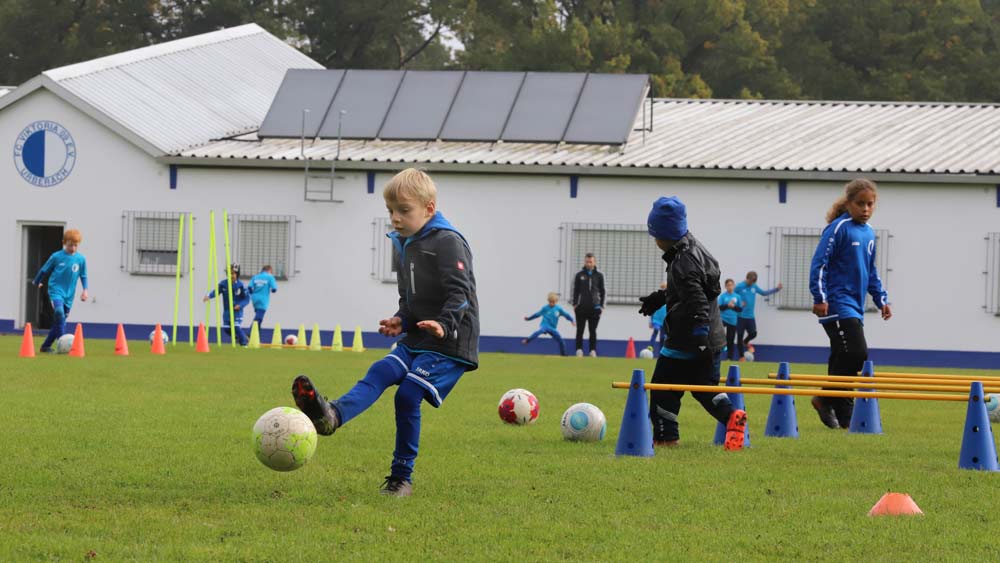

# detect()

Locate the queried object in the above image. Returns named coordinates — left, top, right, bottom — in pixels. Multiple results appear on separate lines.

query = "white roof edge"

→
left=0, top=76, right=44, bottom=112
left=44, top=23, right=267, bottom=81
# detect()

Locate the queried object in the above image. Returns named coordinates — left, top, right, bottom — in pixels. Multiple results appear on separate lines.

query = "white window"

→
left=372, top=217, right=399, bottom=283
left=559, top=223, right=665, bottom=305
left=767, top=226, right=890, bottom=311
left=986, top=232, right=1000, bottom=315
left=229, top=214, right=297, bottom=280
left=122, top=211, right=186, bottom=275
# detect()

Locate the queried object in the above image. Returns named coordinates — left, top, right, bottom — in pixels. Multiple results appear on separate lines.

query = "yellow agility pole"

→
left=728, top=377, right=1000, bottom=394
left=878, top=371, right=1000, bottom=380
left=207, top=211, right=222, bottom=346
left=223, top=210, right=236, bottom=348
left=611, top=382, right=969, bottom=402
left=171, top=213, right=184, bottom=346
left=188, top=213, right=195, bottom=345
left=769, top=373, right=998, bottom=385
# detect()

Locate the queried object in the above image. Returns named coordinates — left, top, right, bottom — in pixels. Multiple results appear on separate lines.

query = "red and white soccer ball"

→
left=284, top=334, right=298, bottom=346
left=498, top=388, right=539, bottom=425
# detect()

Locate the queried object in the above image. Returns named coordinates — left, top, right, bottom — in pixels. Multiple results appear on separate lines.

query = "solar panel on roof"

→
left=379, top=71, right=466, bottom=140
left=258, top=69, right=344, bottom=138
left=316, top=70, right=404, bottom=139
left=439, top=72, right=525, bottom=141
left=501, top=73, right=586, bottom=143
left=563, top=74, right=649, bottom=145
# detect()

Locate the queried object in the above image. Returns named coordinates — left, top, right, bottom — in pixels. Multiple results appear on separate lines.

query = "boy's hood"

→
left=387, top=212, right=467, bottom=245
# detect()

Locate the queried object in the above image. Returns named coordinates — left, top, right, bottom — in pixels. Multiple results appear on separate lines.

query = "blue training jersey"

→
left=717, top=291, right=742, bottom=326
left=735, top=281, right=779, bottom=319
left=527, top=304, right=574, bottom=330
left=32, top=250, right=87, bottom=303
left=809, top=213, right=887, bottom=324
left=651, top=305, right=667, bottom=328
left=208, top=278, right=250, bottom=324
left=249, top=272, right=278, bottom=310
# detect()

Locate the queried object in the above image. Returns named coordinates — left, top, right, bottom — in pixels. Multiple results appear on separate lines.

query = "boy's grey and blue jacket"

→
left=390, top=212, right=480, bottom=369
left=661, top=232, right=726, bottom=354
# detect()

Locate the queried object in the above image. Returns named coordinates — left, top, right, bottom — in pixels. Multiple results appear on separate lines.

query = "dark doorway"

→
left=23, top=225, right=64, bottom=330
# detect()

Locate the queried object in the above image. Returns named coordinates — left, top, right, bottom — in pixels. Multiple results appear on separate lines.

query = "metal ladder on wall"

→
left=302, top=109, right=346, bottom=203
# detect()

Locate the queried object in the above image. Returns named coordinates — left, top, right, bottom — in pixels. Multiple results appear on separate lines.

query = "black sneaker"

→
left=832, top=398, right=854, bottom=430
left=291, top=375, right=340, bottom=436
left=811, top=397, right=840, bottom=429
left=380, top=476, right=413, bottom=497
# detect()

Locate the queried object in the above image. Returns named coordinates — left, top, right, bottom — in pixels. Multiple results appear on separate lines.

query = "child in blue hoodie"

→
left=717, top=279, right=744, bottom=361
left=809, top=178, right=891, bottom=429
left=523, top=292, right=575, bottom=355
left=33, top=229, right=88, bottom=353
left=735, top=271, right=781, bottom=359
left=292, top=168, right=479, bottom=497
left=648, top=282, right=668, bottom=353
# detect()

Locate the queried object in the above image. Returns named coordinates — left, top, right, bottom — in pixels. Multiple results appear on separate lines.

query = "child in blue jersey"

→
left=32, top=229, right=88, bottom=353
left=648, top=282, right=668, bottom=353
left=248, top=265, right=278, bottom=328
left=717, top=279, right=744, bottom=361
left=735, top=271, right=782, bottom=360
left=202, top=264, right=250, bottom=346
left=522, top=292, right=575, bottom=355
left=639, top=196, right=747, bottom=451
left=292, top=168, right=479, bottom=497
left=809, top=179, right=891, bottom=429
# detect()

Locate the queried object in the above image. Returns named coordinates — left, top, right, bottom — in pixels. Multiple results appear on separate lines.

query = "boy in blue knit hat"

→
left=638, top=196, right=747, bottom=450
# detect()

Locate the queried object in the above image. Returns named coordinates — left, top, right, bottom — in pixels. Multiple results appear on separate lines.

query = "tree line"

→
left=2, top=0, right=999, bottom=102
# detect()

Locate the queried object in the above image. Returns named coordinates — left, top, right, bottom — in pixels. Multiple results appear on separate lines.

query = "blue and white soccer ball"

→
left=743, top=351, right=755, bottom=362
left=149, top=330, right=169, bottom=345
left=560, top=403, right=607, bottom=442
left=56, top=334, right=75, bottom=354
left=986, top=394, right=1000, bottom=424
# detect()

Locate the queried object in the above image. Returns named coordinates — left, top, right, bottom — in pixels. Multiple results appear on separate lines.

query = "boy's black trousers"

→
left=648, top=352, right=733, bottom=442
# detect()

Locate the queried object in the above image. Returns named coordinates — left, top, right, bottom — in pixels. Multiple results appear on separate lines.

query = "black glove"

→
left=692, top=326, right=711, bottom=358
left=638, top=290, right=666, bottom=316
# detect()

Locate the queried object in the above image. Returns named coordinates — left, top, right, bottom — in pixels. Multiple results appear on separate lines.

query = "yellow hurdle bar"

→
left=768, top=373, right=995, bottom=385
left=726, top=377, right=997, bottom=393
left=877, top=371, right=1000, bottom=380
left=611, top=382, right=969, bottom=402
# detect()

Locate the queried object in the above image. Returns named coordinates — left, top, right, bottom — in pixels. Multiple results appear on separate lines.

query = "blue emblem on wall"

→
left=13, top=121, right=76, bottom=187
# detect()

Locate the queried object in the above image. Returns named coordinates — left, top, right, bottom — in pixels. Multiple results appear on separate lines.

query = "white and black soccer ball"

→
left=560, top=403, right=607, bottom=442
left=986, top=394, right=1000, bottom=424
left=56, top=334, right=75, bottom=354
left=149, top=330, right=169, bottom=345
left=639, top=346, right=655, bottom=360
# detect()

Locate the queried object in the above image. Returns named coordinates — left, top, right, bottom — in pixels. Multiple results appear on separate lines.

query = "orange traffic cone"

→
left=68, top=323, right=85, bottom=357
left=195, top=323, right=210, bottom=353
left=868, top=493, right=924, bottom=516
left=19, top=323, right=35, bottom=358
left=151, top=324, right=166, bottom=355
left=625, top=337, right=636, bottom=359
left=114, top=323, right=130, bottom=356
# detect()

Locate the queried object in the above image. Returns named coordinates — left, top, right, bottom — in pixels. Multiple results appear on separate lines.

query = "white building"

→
left=3, top=24, right=999, bottom=368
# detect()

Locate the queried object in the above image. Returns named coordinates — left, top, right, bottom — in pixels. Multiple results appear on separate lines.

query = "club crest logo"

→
left=13, top=121, right=76, bottom=187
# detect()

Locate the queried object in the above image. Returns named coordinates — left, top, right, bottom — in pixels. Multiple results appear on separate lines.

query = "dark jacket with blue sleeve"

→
left=661, top=232, right=726, bottom=354
left=389, top=212, right=480, bottom=369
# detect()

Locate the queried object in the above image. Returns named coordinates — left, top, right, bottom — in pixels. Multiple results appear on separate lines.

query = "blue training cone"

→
left=615, top=369, right=654, bottom=457
left=849, top=360, right=882, bottom=434
left=765, top=362, right=799, bottom=438
left=714, top=365, right=750, bottom=447
left=958, top=381, right=1000, bottom=471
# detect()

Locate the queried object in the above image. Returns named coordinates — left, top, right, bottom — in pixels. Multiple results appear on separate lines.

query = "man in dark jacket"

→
left=572, top=253, right=605, bottom=357
left=639, top=196, right=747, bottom=451
left=292, top=168, right=479, bottom=496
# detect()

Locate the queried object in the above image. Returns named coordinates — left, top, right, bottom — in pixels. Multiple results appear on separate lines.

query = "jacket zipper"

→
left=410, top=262, right=416, bottom=294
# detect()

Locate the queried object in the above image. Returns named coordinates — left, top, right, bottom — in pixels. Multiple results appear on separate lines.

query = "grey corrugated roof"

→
left=0, top=24, right=321, bottom=155
left=173, top=98, right=1000, bottom=180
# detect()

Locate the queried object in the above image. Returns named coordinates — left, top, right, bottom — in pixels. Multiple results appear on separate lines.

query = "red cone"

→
left=625, top=337, right=636, bottom=359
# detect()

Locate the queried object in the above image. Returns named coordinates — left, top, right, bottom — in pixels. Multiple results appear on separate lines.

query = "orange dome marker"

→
left=868, top=493, right=923, bottom=516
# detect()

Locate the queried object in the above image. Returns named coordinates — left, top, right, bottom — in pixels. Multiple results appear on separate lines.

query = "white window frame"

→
left=121, top=211, right=187, bottom=276
left=559, top=223, right=665, bottom=305
left=372, top=217, right=399, bottom=283
left=767, top=226, right=891, bottom=311
left=985, top=232, right=1000, bottom=315
left=228, top=214, right=298, bottom=280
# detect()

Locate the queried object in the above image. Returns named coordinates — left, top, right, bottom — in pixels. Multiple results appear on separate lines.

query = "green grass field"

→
left=1, top=335, right=998, bottom=562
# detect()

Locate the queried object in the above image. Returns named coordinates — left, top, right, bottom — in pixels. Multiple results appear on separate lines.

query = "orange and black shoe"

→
left=654, top=440, right=680, bottom=448
left=291, top=375, right=340, bottom=436
left=724, top=409, right=747, bottom=451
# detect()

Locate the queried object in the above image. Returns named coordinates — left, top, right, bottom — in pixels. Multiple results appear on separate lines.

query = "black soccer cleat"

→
left=811, top=397, right=840, bottom=429
left=380, top=476, right=413, bottom=497
left=832, top=398, right=855, bottom=430
left=291, top=375, right=340, bottom=436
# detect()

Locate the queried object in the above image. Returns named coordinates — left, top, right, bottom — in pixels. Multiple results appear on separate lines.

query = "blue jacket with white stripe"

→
left=809, top=213, right=887, bottom=324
